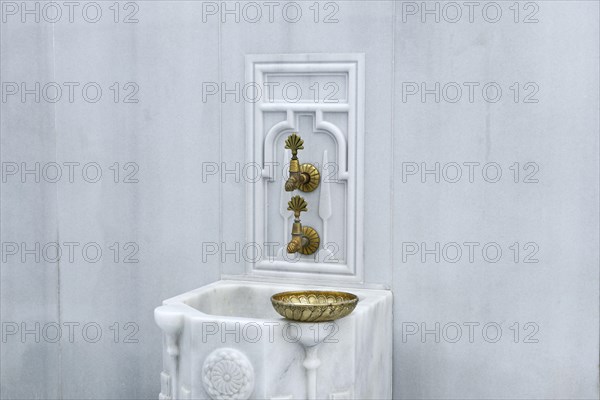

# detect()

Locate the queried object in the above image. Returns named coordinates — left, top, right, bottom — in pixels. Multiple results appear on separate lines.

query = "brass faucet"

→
left=284, top=133, right=320, bottom=192
left=287, top=195, right=320, bottom=255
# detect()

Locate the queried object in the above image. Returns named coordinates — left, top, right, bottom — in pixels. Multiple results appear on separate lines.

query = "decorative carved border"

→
left=245, top=54, right=364, bottom=283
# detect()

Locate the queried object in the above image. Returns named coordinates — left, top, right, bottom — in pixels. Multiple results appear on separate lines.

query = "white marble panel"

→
left=0, top=20, right=60, bottom=399
left=220, top=1, right=395, bottom=286
left=393, top=1, right=599, bottom=398
left=50, top=3, right=221, bottom=398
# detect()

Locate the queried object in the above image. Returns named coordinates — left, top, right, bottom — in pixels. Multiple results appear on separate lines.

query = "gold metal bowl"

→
left=271, top=290, right=358, bottom=322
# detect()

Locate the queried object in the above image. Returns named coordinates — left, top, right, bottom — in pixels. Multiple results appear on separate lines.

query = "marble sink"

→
left=155, top=280, right=392, bottom=400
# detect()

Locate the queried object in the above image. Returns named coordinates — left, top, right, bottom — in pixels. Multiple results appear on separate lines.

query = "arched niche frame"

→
left=244, top=54, right=364, bottom=284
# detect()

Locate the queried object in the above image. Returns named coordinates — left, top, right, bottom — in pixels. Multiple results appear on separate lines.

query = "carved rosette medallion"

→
left=202, top=348, right=254, bottom=400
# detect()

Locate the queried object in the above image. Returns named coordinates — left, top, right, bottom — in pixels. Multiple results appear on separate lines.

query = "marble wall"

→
left=1, top=1, right=598, bottom=399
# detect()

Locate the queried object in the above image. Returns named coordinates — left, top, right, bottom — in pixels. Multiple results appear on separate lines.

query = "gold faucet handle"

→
left=284, top=133, right=304, bottom=158
left=283, top=133, right=320, bottom=193
left=286, top=195, right=320, bottom=255
left=287, top=195, right=307, bottom=219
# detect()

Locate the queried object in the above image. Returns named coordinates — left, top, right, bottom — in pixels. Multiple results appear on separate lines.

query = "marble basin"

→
left=155, top=280, right=392, bottom=400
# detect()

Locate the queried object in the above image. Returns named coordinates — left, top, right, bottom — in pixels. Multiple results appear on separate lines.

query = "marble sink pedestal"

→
left=155, top=280, right=392, bottom=400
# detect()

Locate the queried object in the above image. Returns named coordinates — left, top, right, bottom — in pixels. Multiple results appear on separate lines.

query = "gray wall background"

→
left=1, top=1, right=598, bottom=399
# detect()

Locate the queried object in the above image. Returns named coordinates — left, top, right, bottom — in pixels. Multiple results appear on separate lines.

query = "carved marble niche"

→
left=245, top=54, right=365, bottom=283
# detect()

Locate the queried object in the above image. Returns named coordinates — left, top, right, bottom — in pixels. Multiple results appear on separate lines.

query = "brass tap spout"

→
left=286, top=227, right=304, bottom=253
left=284, top=133, right=320, bottom=192
left=285, top=171, right=306, bottom=192
left=286, top=196, right=320, bottom=256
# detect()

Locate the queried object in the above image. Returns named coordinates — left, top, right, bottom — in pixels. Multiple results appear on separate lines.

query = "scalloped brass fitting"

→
left=284, top=133, right=320, bottom=193
left=286, top=195, right=320, bottom=255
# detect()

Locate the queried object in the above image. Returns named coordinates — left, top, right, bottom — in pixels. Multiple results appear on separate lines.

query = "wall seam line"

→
left=391, top=1, right=396, bottom=286
left=390, top=1, right=397, bottom=395
left=218, top=18, right=223, bottom=279
left=50, top=20, right=63, bottom=400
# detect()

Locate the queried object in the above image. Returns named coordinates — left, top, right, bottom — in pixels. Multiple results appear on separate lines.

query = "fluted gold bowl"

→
left=271, top=290, right=358, bottom=322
